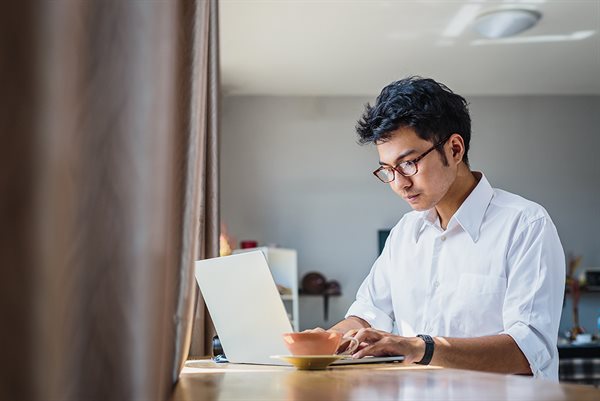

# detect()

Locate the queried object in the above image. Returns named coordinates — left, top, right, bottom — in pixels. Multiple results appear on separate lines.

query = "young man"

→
left=331, top=77, right=565, bottom=380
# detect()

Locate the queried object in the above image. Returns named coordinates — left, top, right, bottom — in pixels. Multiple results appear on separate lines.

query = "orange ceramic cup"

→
left=282, top=331, right=359, bottom=356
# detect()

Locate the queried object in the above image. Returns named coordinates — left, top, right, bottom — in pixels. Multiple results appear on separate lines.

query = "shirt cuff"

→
left=501, top=321, right=553, bottom=379
left=345, top=300, right=394, bottom=332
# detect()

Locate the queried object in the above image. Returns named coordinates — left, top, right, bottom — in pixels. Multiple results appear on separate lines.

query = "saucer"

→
left=271, top=355, right=345, bottom=370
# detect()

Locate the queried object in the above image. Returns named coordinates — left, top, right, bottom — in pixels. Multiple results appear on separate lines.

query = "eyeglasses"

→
left=373, top=136, right=451, bottom=183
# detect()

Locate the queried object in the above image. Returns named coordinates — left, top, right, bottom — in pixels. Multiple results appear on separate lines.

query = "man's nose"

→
left=391, top=172, right=412, bottom=190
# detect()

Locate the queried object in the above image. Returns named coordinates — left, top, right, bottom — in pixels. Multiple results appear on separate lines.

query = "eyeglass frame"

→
left=372, top=135, right=452, bottom=183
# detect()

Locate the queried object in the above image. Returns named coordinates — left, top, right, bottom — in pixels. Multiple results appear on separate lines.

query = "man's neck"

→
left=435, top=167, right=480, bottom=230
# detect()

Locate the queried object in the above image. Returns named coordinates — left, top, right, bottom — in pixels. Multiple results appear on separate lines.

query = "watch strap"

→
left=416, top=334, right=434, bottom=365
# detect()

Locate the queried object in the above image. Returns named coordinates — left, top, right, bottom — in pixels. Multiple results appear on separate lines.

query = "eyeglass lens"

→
left=376, top=161, right=417, bottom=182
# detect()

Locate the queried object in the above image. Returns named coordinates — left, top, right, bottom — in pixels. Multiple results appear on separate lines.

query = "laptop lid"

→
left=194, top=251, right=293, bottom=365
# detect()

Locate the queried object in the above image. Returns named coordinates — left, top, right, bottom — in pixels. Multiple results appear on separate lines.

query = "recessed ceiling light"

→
left=473, top=9, right=542, bottom=39
left=471, top=30, right=596, bottom=45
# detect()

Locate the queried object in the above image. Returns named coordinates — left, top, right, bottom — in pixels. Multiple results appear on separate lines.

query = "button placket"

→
left=424, top=233, right=449, bottom=334
left=422, top=235, right=443, bottom=333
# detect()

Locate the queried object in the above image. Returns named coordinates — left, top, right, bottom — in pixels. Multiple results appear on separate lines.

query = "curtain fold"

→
left=189, top=0, right=220, bottom=359
left=0, top=3, right=39, bottom=400
left=0, top=0, right=219, bottom=399
left=172, top=0, right=220, bottom=370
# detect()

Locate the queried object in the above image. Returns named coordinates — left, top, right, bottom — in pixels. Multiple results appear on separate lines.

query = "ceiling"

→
left=219, top=0, right=600, bottom=96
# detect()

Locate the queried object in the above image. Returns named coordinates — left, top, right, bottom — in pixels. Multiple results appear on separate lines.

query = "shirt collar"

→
left=414, top=172, right=494, bottom=243
left=414, top=208, right=438, bottom=241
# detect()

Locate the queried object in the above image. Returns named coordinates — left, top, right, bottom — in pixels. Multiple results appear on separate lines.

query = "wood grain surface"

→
left=172, top=360, right=600, bottom=401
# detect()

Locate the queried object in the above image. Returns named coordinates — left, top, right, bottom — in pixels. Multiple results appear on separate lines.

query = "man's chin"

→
left=406, top=198, right=433, bottom=211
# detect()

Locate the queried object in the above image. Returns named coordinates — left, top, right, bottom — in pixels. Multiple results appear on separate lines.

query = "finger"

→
left=353, top=341, right=401, bottom=359
left=352, top=337, right=405, bottom=359
left=352, top=342, right=370, bottom=353
left=353, top=328, right=384, bottom=344
left=302, top=327, right=326, bottom=333
left=353, top=343, right=389, bottom=359
left=344, top=328, right=360, bottom=337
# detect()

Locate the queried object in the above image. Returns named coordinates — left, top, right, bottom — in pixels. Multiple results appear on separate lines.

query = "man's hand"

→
left=349, top=328, right=425, bottom=364
left=303, top=316, right=374, bottom=354
left=301, top=327, right=326, bottom=333
left=302, top=327, right=355, bottom=354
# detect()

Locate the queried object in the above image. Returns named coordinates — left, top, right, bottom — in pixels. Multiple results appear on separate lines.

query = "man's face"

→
left=375, top=127, right=455, bottom=211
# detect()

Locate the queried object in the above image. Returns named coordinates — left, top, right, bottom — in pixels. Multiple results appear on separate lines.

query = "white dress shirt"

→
left=346, top=173, right=565, bottom=380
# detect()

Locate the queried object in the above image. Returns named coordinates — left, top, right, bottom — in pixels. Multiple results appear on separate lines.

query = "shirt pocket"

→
left=452, top=273, right=507, bottom=336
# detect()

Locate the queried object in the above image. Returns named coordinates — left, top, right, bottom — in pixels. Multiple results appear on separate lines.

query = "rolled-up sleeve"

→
left=346, top=230, right=396, bottom=332
left=501, top=215, right=565, bottom=380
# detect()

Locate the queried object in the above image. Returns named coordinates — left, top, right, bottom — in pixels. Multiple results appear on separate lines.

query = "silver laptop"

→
left=194, top=251, right=404, bottom=366
left=195, top=251, right=292, bottom=364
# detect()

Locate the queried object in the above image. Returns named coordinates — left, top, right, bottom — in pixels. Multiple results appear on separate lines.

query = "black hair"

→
left=356, top=76, right=471, bottom=166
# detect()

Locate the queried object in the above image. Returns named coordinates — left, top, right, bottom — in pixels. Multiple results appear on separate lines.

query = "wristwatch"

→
left=416, top=334, right=435, bottom=365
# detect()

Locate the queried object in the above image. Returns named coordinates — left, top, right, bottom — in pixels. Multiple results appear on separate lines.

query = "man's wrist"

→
left=346, top=315, right=371, bottom=328
left=413, top=336, right=426, bottom=362
left=329, top=316, right=370, bottom=335
left=415, top=334, right=435, bottom=365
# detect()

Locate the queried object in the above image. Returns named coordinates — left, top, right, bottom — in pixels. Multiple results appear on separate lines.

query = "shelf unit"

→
left=232, top=247, right=299, bottom=331
left=565, top=285, right=600, bottom=293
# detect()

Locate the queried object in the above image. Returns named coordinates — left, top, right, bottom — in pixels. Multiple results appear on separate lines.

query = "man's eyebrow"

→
left=378, top=149, right=417, bottom=166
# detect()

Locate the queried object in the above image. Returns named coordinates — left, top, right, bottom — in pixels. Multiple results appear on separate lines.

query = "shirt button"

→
left=440, top=235, right=446, bottom=241
left=433, top=281, right=440, bottom=288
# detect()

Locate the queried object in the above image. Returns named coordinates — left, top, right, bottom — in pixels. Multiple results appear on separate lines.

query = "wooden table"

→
left=172, top=359, right=600, bottom=401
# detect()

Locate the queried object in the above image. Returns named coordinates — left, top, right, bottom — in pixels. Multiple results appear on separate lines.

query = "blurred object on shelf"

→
left=573, top=333, right=593, bottom=345
left=277, top=284, right=292, bottom=296
left=219, top=224, right=235, bottom=257
left=566, top=253, right=582, bottom=283
left=300, top=273, right=342, bottom=321
left=567, top=253, right=584, bottom=340
left=301, top=272, right=327, bottom=294
left=324, top=280, right=341, bottom=296
left=240, top=240, right=258, bottom=249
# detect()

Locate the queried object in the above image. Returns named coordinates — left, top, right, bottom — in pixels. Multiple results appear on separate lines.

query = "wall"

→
left=220, top=95, right=600, bottom=334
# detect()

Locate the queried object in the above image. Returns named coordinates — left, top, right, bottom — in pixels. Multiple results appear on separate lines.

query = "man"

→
left=329, top=76, right=565, bottom=380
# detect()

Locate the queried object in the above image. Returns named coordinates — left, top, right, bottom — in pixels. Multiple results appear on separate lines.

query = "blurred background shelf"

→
left=565, top=286, right=600, bottom=293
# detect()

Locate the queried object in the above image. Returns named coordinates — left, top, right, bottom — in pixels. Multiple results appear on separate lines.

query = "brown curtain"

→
left=188, top=0, right=220, bottom=359
left=171, top=0, right=220, bottom=377
left=0, top=0, right=218, bottom=400
left=175, top=0, right=220, bottom=362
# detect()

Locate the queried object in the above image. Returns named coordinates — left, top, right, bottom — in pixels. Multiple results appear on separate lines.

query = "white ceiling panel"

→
left=220, top=0, right=600, bottom=95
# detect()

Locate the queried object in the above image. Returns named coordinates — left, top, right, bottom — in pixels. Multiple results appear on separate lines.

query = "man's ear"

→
left=449, top=134, right=464, bottom=162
